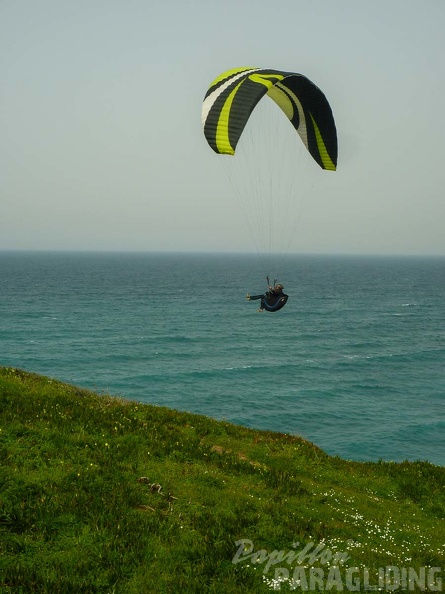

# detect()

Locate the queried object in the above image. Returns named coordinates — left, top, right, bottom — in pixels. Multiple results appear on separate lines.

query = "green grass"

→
left=1, top=366, right=444, bottom=593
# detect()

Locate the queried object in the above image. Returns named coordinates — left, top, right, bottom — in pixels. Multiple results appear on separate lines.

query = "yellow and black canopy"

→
left=202, top=67, right=337, bottom=171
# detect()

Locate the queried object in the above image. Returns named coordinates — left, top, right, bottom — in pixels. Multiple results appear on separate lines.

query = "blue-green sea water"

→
left=1, top=251, right=444, bottom=465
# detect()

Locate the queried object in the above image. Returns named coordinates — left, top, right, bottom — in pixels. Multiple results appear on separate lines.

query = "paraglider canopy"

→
left=202, top=67, right=337, bottom=171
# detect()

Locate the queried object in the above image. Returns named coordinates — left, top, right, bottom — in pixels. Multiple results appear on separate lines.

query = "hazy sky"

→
left=1, top=0, right=444, bottom=255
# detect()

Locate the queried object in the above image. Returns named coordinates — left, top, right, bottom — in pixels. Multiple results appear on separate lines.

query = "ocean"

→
left=1, top=251, right=444, bottom=466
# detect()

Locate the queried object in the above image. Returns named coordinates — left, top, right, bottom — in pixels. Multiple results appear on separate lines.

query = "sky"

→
left=1, top=0, right=445, bottom=256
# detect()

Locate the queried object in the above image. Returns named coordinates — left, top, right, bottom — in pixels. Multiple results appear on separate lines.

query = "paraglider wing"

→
left=202, top=67, right=337, bottom=170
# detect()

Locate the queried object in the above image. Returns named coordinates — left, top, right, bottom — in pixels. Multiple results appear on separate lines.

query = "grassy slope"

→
left=0, top=366, right=444, bottom=593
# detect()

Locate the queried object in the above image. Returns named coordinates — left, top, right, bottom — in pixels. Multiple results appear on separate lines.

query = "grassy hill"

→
left=1, top=366, right=444, bottom=593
